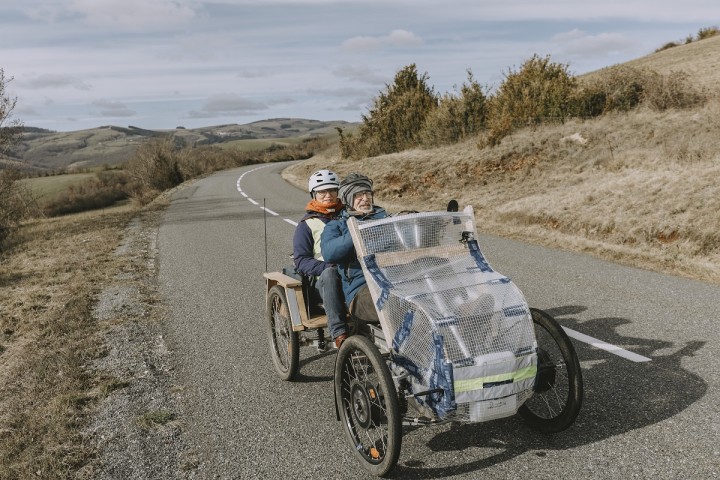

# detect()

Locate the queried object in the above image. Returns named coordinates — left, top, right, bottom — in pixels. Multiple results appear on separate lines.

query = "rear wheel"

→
left=335, top=335, right=401, bottom=477
left=519, top=308, right=583, bottom=432
left=266, top=285, right=299, bottom=381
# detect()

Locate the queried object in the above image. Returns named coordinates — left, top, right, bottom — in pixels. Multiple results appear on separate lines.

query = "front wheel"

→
left=266, top=285, right=299, bottom=381
left=519, top=308, right=583, bottom=433
left=335, top=335, right=401, bottom=477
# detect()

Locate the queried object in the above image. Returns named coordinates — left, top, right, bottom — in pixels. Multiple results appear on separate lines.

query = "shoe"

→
left=334, top=333, right=348, bottom=349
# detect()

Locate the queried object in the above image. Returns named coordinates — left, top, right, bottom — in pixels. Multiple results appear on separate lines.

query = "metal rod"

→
left=263, top=198, right=268, bottom=273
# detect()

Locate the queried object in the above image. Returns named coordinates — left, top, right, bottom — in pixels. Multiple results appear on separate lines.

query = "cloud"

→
left=185, top=94, right=296, bottom=118
left=24, top=0, right=196, bottom=28
left=22, top=74, right=91, bottom=91
left=307, top=86, right=375, bottom=98
left=332, top=65, right=389, bottom=85
left=91, top=99, right=135, bottom=117
left=341, top=29, right=423, bottom=51
left=15, top=104, right=40, bottom=117
left=552, top=29, right=633, bottom=56
left=237, top=70, right=271, bottom=79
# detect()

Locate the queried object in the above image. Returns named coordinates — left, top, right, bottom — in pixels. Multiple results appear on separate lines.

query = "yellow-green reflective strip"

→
left=454, top=366, right=537, bottom=393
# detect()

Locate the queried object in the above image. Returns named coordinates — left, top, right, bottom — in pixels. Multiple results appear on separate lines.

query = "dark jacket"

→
left=292, top=211, right=337, bottom=277
left=320, top=206, right=387, bottom=304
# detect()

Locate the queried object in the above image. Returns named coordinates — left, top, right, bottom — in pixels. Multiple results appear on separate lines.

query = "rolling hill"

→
left=2, top=118, right=354, bottom=172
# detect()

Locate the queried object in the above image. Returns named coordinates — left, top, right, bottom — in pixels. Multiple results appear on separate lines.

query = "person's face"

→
left=352, top=190, right=373, bottom=213
left=314, top=188, right=338, bottom=205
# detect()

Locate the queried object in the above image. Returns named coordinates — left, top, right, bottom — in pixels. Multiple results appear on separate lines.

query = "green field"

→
left=19, top=173, right=96, bottom=202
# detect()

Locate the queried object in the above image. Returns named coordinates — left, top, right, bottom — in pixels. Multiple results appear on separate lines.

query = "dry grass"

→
left=584, top=34, right=720, bottom=96
left=0, top=205, right=136, bottom=478
left=284, top=96, right=720, bottom=285
left=285, top=36, right=720, bottom=284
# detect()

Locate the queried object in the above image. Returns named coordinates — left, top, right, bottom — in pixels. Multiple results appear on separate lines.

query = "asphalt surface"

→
left=157, top=161, right=720, bottom=479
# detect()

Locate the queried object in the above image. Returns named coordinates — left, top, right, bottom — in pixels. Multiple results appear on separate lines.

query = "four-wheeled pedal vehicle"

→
left=263, top=205, right=583, bottom=477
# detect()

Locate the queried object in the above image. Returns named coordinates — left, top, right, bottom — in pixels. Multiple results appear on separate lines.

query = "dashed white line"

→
left=563, top=327, right=651, bottom=362
left=237, top=165, right=296, bottom=228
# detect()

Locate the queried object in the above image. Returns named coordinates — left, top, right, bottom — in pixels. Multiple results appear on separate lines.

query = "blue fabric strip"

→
left=426, top=333, right=456, bottom=418
left=502, top=305, right=529, bottom=317
left=392, top=310, right=414, bottom=352
left=363, top=253, right=393, bottom=310
left=467, top=240, right=493, bottom=273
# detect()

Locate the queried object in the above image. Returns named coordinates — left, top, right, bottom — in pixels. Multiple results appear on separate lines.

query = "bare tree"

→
left=0, top=68, right=31, bottom=247
left=0, top=68, right=23, bottom=153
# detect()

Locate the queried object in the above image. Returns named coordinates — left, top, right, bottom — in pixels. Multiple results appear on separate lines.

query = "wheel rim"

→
left=270, top=293, right=291, bottom=372
left=534, top=348, right=557, bottom=393
left=340, top=350, right=390, bottom=463
left=526, top=330, right=571, bottom=419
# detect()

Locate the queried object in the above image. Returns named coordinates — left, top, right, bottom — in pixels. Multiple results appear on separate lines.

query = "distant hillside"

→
left=2, top=118, right=354, bottom=172
left=581, top=34, right=720, bottom=94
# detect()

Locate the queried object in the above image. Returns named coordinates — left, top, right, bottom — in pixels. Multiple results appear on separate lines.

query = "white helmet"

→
left=308, top=169, right=340, bottom=193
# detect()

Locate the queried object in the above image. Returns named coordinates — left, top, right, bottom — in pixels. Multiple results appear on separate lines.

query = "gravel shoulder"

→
left=82, top=209, right=196, bottom=479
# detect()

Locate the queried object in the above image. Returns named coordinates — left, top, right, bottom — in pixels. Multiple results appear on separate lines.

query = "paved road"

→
left=157, top=162, right=720, bottom=479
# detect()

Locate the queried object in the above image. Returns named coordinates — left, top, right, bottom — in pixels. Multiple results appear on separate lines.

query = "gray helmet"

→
left=308, top=169, right=340, bottom=194
left=339, top=172, right=373, bottom=208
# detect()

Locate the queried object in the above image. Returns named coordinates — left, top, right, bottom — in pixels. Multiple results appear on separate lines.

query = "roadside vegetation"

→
left=1, top=27, right=719, bottom=477
left=288, top=31, right=720, bottom=284
left=655, top=25, right=719, bottom=52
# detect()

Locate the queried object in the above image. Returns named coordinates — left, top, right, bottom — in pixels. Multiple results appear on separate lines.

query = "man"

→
left=320, top=173, right=387, bottom=347
left=292, top=169, right=347, bottom=348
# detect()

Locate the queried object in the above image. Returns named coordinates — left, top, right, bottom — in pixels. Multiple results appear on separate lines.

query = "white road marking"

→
left=562, top=327, right=652, bottom=362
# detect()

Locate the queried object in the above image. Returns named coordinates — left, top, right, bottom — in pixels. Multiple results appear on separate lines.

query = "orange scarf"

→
left=306, top=198, right=343, bottom=216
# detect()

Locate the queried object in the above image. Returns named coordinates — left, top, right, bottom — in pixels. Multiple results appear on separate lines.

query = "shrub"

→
left=124, top=137, right=185, bottom=205
left=655, top=41, right=679, bottom=53
left=486, top=54, right=576, bottom=145
left=642, top=70, right=706, bottom=111
left=420, top=70, right=488, bottom=146
left=339, top=64, right=437, bottom=159
left=574, top=66, right=648, bottom=117
left=123, top=135, right=329, bottom=205
left=696, top=26, right=719, bottom=41
left=0, top=167, right=38, bottom=246
left=0, top=70, right=28, bottom=246
left=43, top=171, right=130, bottom=217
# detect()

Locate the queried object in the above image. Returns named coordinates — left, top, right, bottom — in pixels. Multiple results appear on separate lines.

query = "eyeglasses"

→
left=315, top=188, right=338, bottom=197
left=353, top=191, right=373, bottom=200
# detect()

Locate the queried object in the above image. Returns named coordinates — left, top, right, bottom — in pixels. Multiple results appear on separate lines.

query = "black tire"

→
left=266, top=285, right=299, bottom=381
left=519, top=307, right=583, bottom=433
left=335, top=335, right=402, bottom=477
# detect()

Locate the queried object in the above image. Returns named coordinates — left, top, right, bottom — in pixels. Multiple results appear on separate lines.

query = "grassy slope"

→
left=284, top=37, right=720, bottom=284
left=19, top=172, right=96, bottom=201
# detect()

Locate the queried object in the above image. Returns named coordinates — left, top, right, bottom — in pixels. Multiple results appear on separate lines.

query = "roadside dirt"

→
left=80, top=210, right=196, bottom=479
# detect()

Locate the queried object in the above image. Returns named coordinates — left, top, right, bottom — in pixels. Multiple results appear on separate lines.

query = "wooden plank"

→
left=263, top=271, right=302, bottom=287
left=303, top=314, right=328, bottom=329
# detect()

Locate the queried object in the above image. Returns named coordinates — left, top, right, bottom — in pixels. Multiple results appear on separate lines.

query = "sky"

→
left=1, top=0, right=718, bottom=132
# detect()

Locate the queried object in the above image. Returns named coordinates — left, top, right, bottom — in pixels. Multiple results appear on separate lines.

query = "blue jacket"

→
left=292, top=211, right=338, bottom=277
left=320, top=206, right=387, bottom=305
